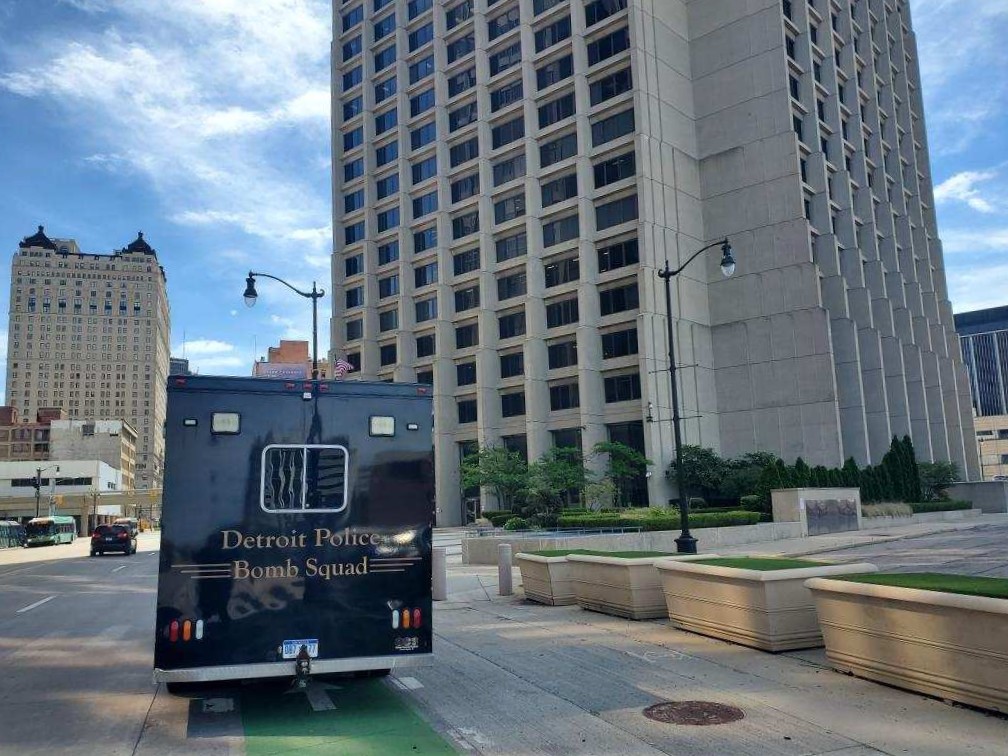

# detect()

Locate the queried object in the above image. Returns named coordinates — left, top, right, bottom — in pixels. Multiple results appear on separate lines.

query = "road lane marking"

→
left=391, top=676, right=424, bottom=691
left=112, top=565, right=127, bottom=573
left=16, top=595, right=55, bottom=614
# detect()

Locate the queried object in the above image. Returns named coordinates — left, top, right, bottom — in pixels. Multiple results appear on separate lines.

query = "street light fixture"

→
left=242, top=271, right=326, bottom=379
left=658, top=238, right=736, bottom=554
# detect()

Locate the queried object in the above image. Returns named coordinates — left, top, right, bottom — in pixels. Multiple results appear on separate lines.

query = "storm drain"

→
left=643, top=701, right=745, bottom=726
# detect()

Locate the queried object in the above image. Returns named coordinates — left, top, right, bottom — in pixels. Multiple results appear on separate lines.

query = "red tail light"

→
left=118, top=532, right=128, bottom=540
left=91, top=532, right=100, bottom=540
left=413, top=608, right=421, bottom=628
left=169, top=621, right=179, bottom=642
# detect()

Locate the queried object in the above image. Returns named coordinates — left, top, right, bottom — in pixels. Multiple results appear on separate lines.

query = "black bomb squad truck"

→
left=153, top=376, right=434, bottom=689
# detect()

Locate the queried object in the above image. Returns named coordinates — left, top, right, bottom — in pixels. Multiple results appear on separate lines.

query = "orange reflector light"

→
left=182, top=620, right=192, bottom=642
left=169, top=621, right=179, bottom=642
left=413, top=608, right=421, bottom=628
left=402, top=609, right=410, bottom=629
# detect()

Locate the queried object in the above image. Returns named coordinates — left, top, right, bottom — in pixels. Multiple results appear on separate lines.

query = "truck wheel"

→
left=89, top=551, right=96, bottom=557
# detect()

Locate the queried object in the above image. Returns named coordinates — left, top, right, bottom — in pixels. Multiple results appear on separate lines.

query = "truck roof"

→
left=168, top=375, right=433, bottom=399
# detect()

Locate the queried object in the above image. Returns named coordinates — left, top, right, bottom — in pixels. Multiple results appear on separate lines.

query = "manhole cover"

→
left=643, top=701, right=745, bottom=726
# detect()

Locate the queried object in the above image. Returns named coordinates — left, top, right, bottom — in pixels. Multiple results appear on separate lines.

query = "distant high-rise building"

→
left=330, top=0, right=978, bottom=524
left=169, top=356, right=192, bottom=376
left=7, top=226, right=171, bottom=490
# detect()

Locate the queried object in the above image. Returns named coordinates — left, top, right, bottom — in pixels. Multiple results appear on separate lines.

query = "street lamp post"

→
left=658, top=239, right=736, bottom=554
left=243, top=272, right=326, bottom=379
left=32, top=464, right=59, bottom=519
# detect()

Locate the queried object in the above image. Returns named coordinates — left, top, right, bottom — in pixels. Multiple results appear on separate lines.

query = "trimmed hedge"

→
left=908, top=500, right=972, bottom=514
left=503, top=516, right=530, bottom=531
left=556, top=510, right=760, bottom=531
left=484, top=511, right=515, bottom=527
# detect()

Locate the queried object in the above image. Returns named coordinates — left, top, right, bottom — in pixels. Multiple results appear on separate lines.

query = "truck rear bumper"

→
left=153, top=653, right=429, bottom=684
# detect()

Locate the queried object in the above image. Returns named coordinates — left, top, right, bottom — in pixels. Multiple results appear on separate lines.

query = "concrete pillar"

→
left=432, top=547, right=447, bottom=602
left=497, top=543, right=512, bottom=596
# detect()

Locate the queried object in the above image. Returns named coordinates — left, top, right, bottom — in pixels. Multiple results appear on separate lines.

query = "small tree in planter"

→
left=526, top=447, right=589, bottom=525
left=585, top=478, right=617, bottom=512
left=918, top=460, right=960, bottom=501
left=592, top=441, right=651, bottom=508
left=460, top=446, right=529, bottom=512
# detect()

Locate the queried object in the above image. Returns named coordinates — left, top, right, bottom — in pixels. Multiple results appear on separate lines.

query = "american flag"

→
left=333, top=357, right=354, bottom=378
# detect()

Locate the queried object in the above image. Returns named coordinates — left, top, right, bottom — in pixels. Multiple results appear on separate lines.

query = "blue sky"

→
left=0, top=0, right=1005, bottom=390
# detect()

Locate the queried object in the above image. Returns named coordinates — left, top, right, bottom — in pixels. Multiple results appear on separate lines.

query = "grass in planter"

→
left=834, top=572, right=1008, bottom=600
left=692, top=557, right=832, bottom=571
left=527, top=549, right=676, bottom=558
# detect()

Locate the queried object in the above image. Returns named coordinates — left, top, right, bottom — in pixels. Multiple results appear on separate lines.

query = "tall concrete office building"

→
left=7, top=227, right=171, bottom=490
left=330, top=0, right=978, bottom=525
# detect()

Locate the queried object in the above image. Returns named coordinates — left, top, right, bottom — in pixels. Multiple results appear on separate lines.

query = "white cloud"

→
left=174, top=338, right=235, bottom=356
left=934, top=170, right=999, bottom=213
left=949, top=263, right=1008, bottom=313
left=939, top=228, right=1008, bottom=255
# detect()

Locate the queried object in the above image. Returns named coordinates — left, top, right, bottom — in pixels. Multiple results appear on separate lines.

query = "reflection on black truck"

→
left=153, top=376, right=434, bottom=684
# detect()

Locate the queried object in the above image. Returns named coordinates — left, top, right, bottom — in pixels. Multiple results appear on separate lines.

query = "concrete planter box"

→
left=568, top=554, right=713, bottom=620
left=515, top=553, right=575, bottom=606
left=806, top=578, right=1008, bottom=714
left=658, top=560, right=878, bottom=652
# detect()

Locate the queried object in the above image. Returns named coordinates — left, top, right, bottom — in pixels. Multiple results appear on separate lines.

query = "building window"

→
left=375, top=140, right=398, bottom=166
left=345, top=221, right=365, bottom=245
left=599, top=282, right=639, bottom=315
left=447, top=33, right=476, bottom=63
left=414, top=226, right=437, bottom=252
left=416, top=369, right=434, bottom=385
left=450, top=136, right=480, bottom=166
left=378, top=240, right=400, bottom=266
left=497, top=271, right=527, bottom=301
left=598, top=237, right=638, bottom=272
left=492, top=117, right=525, bottom=149
left=446, top=0, right=473, bottom=29
left=343, top=35, right=362, bottom=61
left=493, top=152, right=526, bottom=186
left=345, top=286, right=364, bottom=308
left=489, top=42, right=522, bottom=77
left=541, top=173, right=578, bottom=207
left=376, top=206, right=400, bottom=232
left=498, top=310, right=526, bottom=339
left=453, top=247, right=481, bottom=275
left=343, top=126, right=363, bottom=151
left=416, top=334, right=436, bottom=357
left=457, top=398, right=478, bottom=423
left=549, top=382, right=580, bottom=410
left=589, top=67, right=632, bottom=106
left=374, top=13, right=396, bottom=40
left=374, top=77, right=397, bottom=103
left=379, top=308, right=399, bottom=332
left=376, top=173, right=400, bottom=198
left=378, top=274, right=400, bottom=299
left=449, top=100, right=479, bottom=131
left=595, top=194, right=638, bottom=230
left=535, top=16, right=571, bottom=52
left=408, top=0, right=432, bottom=19
left=457, top=361, right=477, bottom=385
left=544, top=256, right=579, bottom=287
left=415, top=261, right=438, bottom=288
left=500, top=351, right=524, bottom=378
left=410, top=89, right=436, bottom=117
left=488, top=5, right=520, bottom=40
left=380, top=343, right=398, bottom=366
left=451, top=211, right=479, bottom=239
left=343, top=96, right=363, bottom=122
left=410, top=55, right=435, bottom=84
left=548, top=340, right=577, bottom=369
left=413, top=190, right=438, bottom=219
left=587, top=27, right=629, bottom=66
left=584, top=0, right=626, bottom=27
left=455, top=285, right=480, bottom=312
left=591, top=109, right=634, bottom=146
left=540, top=132, right=577, bottom=167
left=409, top=22, right=434, bottom=51
left=536, top=54, right=573, bottom=90
left=494, top=193, right=526, bottom=223
left=495, top=232, right=527, bottom=263
left=346, top=319, right=363, bottom=341
left=448, top=67, right=477, bottom=97
left=344, top=157, right=364, bottom=181
left=451, top=173, right=480, bottom=203
left=491, top=79, right=523, bottom=112
left=456, top=323, right=479, bottom=348
left=344, top=254, right=364, bottom=277
left=501, top=391, right=526, bottom=417
left=601, top=327, right=638, bottom=359
left=538, top=93, right=575, bottom=128
left=594, top=152, right=635, bottom=188
left=542, top=214, right=579, bottom=247
left=343, top=66, right=363, bottom=91
left=345, top=189, right=365, bottom=213
left=411, top=121, right=437, bottom=150
left=546, top=297, right=579, bottom=328
left=604, top=372, right=641, bottom=403
left=374, top=44, right=396, bottom=71
left=415, top=297, right=438, bottom=322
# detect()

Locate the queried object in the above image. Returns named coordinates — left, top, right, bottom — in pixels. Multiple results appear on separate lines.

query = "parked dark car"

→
left=90, top=524, right=137, bottom=556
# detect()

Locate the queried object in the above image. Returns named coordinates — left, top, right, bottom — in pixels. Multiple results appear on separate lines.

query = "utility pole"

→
left=33, top=468, right=41, bottom=519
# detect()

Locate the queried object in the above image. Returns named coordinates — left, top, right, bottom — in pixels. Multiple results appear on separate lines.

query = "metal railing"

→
left=463, top=526, right=643, bottom=539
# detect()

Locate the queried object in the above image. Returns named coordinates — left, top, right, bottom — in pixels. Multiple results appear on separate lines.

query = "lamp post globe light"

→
left=242, top=271, right=326, bottom=379
left=658, top=239, right=736, bottom=554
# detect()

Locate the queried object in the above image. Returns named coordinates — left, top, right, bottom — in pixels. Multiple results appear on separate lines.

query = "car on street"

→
left=91, top=524, right=137, bottom=556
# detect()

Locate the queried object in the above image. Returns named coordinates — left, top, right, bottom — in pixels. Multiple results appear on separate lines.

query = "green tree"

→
left=671, top=445, right=726, bottom=500
left=592, top=441, right=651, bottom=508
left=527, top=447, right=589, bottom=515
left=792, top=457, right=811, bottom=488
left=902, top=435, right=923, bottom=501
left=721, top=451, right=778, bottom=500
left=918, top=460, right=960, bottom=501
left=585, top=478, right=618, bottom=511
left=459, top=446, right=529, bottom=512
left=841, top=458, right=861, bottom=488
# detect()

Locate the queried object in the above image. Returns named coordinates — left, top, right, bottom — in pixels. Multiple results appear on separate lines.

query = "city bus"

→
left=25, top=516, right=77, bottom=547
left=154, top=375, right=434, bottom=689
left=0, top=520, right=26, bottom=548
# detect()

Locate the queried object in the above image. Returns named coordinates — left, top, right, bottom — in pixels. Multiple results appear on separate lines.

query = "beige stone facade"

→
left=6, top=227, right=170, bottom=489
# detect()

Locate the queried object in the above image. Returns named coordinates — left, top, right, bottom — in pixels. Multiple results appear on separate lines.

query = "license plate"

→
left=104, top=537, right=113, bottom=542
left=282, top=639, right=319, bottom=659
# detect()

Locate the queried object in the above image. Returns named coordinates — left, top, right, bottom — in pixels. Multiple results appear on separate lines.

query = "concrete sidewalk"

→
left=421, top=518, right=1008, bottom=754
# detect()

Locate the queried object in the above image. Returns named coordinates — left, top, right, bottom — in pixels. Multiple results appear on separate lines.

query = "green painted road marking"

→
left=242, top=677, right=455, bottom=756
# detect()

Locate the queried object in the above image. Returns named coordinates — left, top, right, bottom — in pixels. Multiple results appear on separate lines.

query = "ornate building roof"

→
left=18, top=225, right=57, bottom=251
left=125, top=231, right=156, bottom=256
